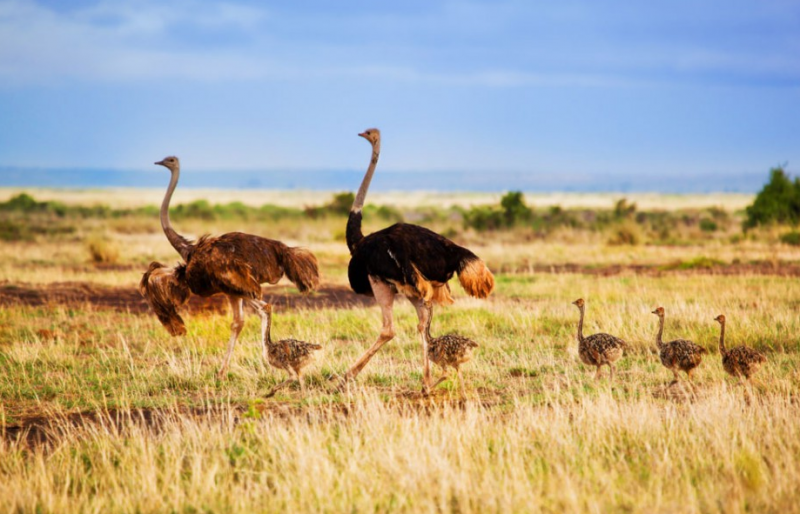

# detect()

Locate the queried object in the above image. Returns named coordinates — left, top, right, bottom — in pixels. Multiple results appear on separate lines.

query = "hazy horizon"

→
left=0, top=164, right=775, bottom=193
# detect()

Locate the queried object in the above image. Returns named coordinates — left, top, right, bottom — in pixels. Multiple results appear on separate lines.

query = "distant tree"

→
left=744, top=166, right=800, bottom=229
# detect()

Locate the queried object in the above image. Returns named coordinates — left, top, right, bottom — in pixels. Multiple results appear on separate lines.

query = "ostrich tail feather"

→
left=282, top=247, right=320, bottom=294
left=457, top=257, right=495, bottom=299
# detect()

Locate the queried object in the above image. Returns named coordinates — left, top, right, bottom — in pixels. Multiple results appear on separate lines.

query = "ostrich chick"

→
left=571, top=298, right=627, bottom=381
left=715, top=314, right=766, bottom=381
left=426, top=305, right=479, bottom=395
left=423, top=305, right=478, bottom=396
left=264, top=305, right=322, bottom=397
left=651, top=307, right=707, bottom=385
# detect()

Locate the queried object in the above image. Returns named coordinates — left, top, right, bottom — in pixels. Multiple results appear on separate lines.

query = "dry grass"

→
left=0, top=190, right=799, bottom=513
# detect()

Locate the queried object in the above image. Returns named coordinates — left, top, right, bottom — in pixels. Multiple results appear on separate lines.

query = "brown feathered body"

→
left=267, top=338, right=322, bottom=376
left=182, top=233, right=318, bottom=299
left=652, top=307, right=706, bottom=381
left=658, top=339, right=707, bottom=374
left=139, top=233, right=319, bottom=337
left=572, top=299, right=626, bottom=379
left=722, top=347, right=766, bottom=379
left=263, top=305, right=322, bottom=393
left=427, top=333, right=479, bottom=372
left=716, top=315, right=766, bottom=380
left=424, top=311, right=478, bottom=392
left=579, top=334, right=626, bottom=368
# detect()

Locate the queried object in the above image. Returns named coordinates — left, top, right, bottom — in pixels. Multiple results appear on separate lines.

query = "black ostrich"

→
left=339, top=128, right=495, bottom=393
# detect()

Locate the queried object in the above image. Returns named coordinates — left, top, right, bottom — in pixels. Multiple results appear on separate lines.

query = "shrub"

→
left=0, top=193, right=43, bottom=212
left=699, top=218, right=718, bottom=232
left=780, top=231, right=800, bottom=246
left=613, top=198, right=637, bottom=219
left=86, top=236, right=120, bottom=264
left=464, top=191, right=532, bottom=231
left=744, top=166, right=800, bottom=229
left=0, top=220, right=31, bottom=241
left=328, top=192, right=355, bottom=215
left=607, top=222, right=642, bottom=245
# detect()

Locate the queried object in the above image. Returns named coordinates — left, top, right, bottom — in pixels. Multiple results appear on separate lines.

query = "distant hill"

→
left=0, top=167, right=764, bottom=193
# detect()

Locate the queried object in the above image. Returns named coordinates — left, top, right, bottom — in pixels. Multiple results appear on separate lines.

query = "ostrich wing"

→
left=348, top=223, right=475, bottom=296
left=184, top=233, right=287, bottom=298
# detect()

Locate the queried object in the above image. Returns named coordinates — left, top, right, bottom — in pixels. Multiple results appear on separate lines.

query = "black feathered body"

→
left=659, top=339, right=706, bottom=373
left=347, top=219, right=482, bottom=301
left=579, top=333, right=626, bottom=367
left=428, top=334, right=479, bottom=371
left=721, top=346, right=766, bottom=379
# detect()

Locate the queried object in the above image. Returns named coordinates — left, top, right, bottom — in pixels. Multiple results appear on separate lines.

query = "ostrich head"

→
left=154, top=156, right=180, bottom=172
left=139, top=261, right=191, bottom=336
left=358, top=128, right=381, bottom=145
left=571, top=298, right=585, bottom=308
left=651, top=306, right=665, bottom=317
left=714, top=314, right=726, bottom=324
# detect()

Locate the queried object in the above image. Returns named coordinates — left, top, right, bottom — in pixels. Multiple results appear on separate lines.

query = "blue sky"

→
left=0, top=0, right=798, bottom=190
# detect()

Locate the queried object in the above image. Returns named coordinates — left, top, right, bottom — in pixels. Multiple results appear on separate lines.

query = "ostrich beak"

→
left=358, top=132, right=367, bottom=138
left=154, top=160, right=164, bottom=166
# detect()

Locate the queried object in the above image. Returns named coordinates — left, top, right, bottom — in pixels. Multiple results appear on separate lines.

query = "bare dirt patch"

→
left=0, top=261, right=796, bottom=314
left=0, top=282, right=374, bottom=314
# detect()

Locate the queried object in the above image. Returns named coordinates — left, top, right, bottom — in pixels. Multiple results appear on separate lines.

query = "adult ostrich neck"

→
left=160, top=163, right=192, bottom=261
left=346, top=132, right=381, bottom=253
left=577, top=304, right=587, bottom=343
left=718, top=319, right=726, bottom=355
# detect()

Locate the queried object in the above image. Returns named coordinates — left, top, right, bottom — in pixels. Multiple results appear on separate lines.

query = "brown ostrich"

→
left=339, top=129, right=494, bottom=393
left=571, top=298, right=627, bottom=381
left=425, top=305, right=479, bottom=395
left=651, top=307, right=707, bottom=385
left=139, top=156, right=320, bottom=378
left=263, top=304, right=322, bottom=396
left=714, top=314, right=766, bottom=381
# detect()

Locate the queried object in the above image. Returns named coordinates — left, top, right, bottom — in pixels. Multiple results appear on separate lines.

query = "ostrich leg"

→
left=411, top=299, right=433, bottom=393
left=217, top=296, right=245, bottom=378
left=248, top=299, right=272, bottom=362
left=338, top=276, right=396, bottom=389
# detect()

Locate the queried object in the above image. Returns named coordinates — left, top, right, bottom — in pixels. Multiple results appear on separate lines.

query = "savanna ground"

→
left=0, top=188, right=799, bottom=513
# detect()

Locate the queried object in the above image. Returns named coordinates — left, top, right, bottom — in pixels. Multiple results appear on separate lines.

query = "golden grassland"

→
left=1, top=190, right=799, bottom=513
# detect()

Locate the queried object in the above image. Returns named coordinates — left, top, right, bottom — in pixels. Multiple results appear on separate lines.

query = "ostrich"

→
left=140, top=156, right=320, bottom=378
left=425, top=305, right=479, bottom=395
left=339, top=128, right=494, bottom=393
left=263, top=304, right=322, bottom=397
left=571, top=298, right=627, bottom=381
left=651, top=307, right=707, bottom=385
left=714, top=314, right=766, bottom=381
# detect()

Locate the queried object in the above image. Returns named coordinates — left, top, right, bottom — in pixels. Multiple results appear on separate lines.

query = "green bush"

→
left=464, top=191, right=532, bottom=231
left=699, top=218, right=718, bottom=232
left=780, top=231, right=800, bottom=246
left=744, top=167, right=800, bottom=229
left=613, top=198, right=637, bottom=219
